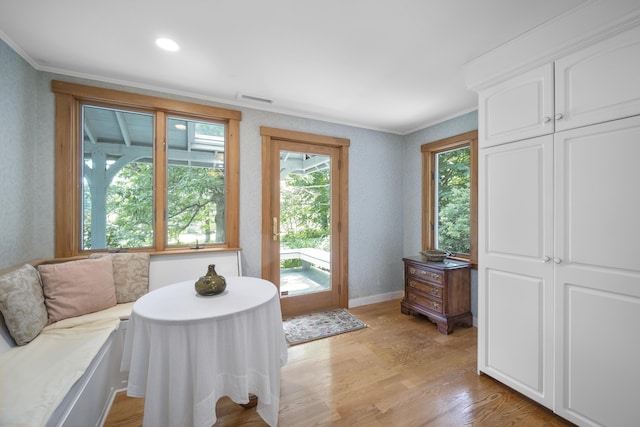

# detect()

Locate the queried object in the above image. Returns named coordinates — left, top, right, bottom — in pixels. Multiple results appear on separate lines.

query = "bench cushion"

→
left=0, top=264, right=48, bottom=345
left=0, top=317, right=120, bottom=426
left=43, top=302, right=134, bottom=330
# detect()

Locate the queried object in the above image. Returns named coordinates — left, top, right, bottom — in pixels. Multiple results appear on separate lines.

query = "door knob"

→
left=555, top=113, right=564, bottom=120
left=543, top=256, right=551, bottom=262
left=553, top=257, right=562, bottom=264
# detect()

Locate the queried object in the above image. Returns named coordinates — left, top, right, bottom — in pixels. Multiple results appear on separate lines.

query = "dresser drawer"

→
left=407, top=265, right=443, bottom=285
left=407, top=278, right=443, bottom=299
left=406, top=290, right=443, bottom=314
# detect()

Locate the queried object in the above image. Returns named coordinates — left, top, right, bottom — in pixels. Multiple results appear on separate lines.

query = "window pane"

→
left=435, top=146, right=470, bottom=254
left=279, top=151, right=332, bottom=297
left=81, top=105, right=155, bottom=250
left=166, top=118, right=226, bottom=246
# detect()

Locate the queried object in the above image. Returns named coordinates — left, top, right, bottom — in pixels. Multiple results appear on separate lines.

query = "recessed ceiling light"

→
left=156, top=37, right=179, bottom=52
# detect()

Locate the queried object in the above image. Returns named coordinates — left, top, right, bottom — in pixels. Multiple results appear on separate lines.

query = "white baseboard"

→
left=348, top=291, right=404, bottom=308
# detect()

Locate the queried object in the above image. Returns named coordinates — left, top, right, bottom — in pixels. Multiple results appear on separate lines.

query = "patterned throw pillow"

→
left=39, top=257, right=117, bottom=324
left=0, top=264, right=48, bottom=345
left=89, top=253, right=150, bottom=303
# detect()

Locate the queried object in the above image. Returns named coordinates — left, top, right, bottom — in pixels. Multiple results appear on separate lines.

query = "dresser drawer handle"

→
left=408, top=280, right=442, bottom=297
left=409, top=267, right=441, bottom=282
left=408, top=293, right=439, bottom=310
left=409, top=280, right=442, bottom=297
left=426, top=272, right=440, bottom=281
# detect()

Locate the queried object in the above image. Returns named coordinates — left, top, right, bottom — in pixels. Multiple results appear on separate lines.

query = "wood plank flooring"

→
left=104, top=298, right=573, bottom=426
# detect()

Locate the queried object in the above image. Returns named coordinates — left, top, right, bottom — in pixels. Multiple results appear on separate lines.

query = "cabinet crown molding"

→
left=465, top=0, right=640, bottom=92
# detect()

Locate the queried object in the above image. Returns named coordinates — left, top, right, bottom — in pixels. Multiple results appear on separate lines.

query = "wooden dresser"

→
left=401, top=256, right=472, bottom=334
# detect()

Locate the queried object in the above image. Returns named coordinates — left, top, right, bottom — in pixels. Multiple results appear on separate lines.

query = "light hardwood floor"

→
left=104, top=299, right=573, bottom=426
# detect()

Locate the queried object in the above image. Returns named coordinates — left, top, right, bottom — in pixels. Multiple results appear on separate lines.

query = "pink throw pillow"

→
left=38, top=257, right=117, bottom=324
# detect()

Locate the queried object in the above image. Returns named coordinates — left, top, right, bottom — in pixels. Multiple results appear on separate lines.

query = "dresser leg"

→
left=400, top=301, right=411, bottom=315
left=437, top=322, right=451, bottom=335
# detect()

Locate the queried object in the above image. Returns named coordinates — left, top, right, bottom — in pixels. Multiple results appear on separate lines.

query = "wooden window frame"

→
left=421, top=130, right=478, bottom=267
left=52, top=80, right=241, bottom=257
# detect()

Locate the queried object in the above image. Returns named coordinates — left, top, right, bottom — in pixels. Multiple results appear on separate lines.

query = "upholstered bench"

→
left=0, top=253, right=150, bottom=427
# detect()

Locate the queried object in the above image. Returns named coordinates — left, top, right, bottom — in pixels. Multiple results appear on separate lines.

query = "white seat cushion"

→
left=0, top=318, right=120, bottom=426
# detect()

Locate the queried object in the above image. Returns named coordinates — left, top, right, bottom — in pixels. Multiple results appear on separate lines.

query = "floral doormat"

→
left=283, top=308, right=368, bottom=345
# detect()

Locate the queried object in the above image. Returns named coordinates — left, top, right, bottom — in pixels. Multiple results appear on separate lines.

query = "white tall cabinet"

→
left=477, top=23, right=640, bottom=427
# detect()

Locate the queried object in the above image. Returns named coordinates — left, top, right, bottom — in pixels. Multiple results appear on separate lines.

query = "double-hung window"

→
left=53, top=81, right=241, bottom=256
left=422, top=130, right=478, bottom=265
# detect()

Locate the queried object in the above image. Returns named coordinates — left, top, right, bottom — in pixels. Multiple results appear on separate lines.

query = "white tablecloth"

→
left=121, top=277, right=288, bottom=427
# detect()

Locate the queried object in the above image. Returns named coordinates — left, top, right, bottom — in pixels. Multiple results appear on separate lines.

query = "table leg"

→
left=239, top=394, right=258, bottom=409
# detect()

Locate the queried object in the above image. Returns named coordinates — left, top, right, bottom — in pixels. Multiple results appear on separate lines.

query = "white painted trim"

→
left=349, top=291, right=404, bottom=308
left=148, top=250, right=242, bottom=290
left=403, top=106, right=479, bottom=136
left=0, top=29, right=40, bottom=69
left=46, top=324, right=128, bottom=427
left=465, top=0, right=640, bottom=91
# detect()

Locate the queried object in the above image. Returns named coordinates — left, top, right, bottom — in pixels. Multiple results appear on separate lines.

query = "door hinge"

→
left=338, top=284, right=341, bottom=295
left=338, top=222, right=341, bottom=232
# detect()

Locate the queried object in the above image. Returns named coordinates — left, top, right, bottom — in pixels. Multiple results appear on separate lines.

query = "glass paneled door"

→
left=266, top=139, right=342, bottom=317
left=279, top=149, right=332, bottom=298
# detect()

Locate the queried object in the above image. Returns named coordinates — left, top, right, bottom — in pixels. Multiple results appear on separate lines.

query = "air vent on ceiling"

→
left=237, top=93, right=274, bottom=104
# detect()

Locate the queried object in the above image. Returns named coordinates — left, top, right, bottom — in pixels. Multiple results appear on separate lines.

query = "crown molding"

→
left=464, top=0, right=640, bottom=92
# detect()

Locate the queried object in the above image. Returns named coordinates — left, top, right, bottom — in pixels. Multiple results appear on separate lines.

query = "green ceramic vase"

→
left=195, top=264, right=227, bottom=296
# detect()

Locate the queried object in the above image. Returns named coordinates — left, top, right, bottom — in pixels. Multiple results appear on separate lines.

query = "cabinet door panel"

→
left=479, top=64, right=554, bottom=147
left=556, top=25, right=640, bottom=132
left=554, top=115, right=640, bottom=425
left=555, top=276, right=640, bottom=426
left=478, top=135, right=554, bottom=408
left=555, top=115, right=640, bottom=272
left=483, top=267, right=553, bottom=406
left=481, top=136, right=553, bottom=260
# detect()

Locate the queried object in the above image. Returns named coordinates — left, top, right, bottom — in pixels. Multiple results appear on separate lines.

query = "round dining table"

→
left=121, top=276, right=288, bottom=427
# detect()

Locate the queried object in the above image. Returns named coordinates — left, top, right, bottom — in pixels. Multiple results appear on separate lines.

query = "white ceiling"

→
left=0, top=0, right=586, bottom=135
